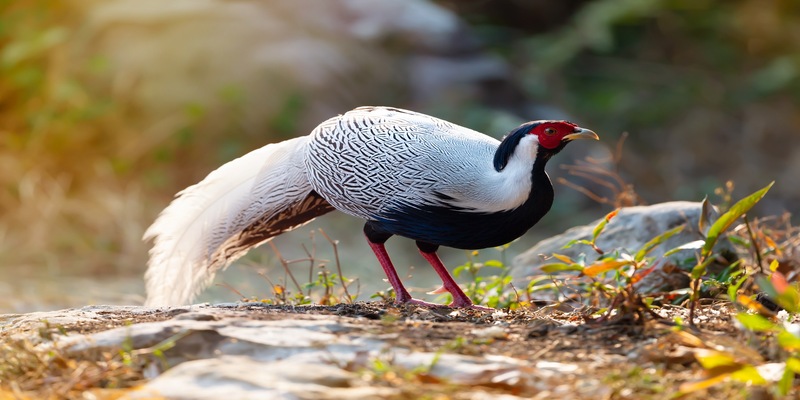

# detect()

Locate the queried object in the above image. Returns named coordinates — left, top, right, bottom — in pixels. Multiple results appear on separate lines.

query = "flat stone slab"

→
left=1, top=303, right=602, bottom=399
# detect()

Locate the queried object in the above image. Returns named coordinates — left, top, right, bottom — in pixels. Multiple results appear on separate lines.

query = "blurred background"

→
left=1, top=0, right=798, bottom=313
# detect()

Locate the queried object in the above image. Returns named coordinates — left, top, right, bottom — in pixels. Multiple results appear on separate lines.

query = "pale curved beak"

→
left=563, top=128, right=599, bottom=141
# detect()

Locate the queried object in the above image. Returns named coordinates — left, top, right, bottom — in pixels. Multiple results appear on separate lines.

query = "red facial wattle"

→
left=533, top=122, right=577, bottom=149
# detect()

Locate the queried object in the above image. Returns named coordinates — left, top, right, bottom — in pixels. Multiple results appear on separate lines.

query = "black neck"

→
left=367, top=143, right=558, bottom=249
left=493, top=124, right=532, bottom=171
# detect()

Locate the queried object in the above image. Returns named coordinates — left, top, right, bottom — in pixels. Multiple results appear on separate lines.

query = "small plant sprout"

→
left=538, top=209, right=686, bottom=323
left=442, top=246, right=519, bottom=309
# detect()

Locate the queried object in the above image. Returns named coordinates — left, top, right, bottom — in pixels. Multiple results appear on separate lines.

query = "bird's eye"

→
left=544, top=127, right=557, bottom=136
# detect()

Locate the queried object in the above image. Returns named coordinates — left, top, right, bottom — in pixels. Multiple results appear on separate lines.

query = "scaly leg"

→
left=364, top=224, right=439, bottom=306
left=417, top=242, right=493, bottom=311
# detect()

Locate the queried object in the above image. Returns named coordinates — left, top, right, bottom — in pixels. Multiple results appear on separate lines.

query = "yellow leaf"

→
left=583, top=259, right=632, bottom=277
left=674, top=330, right=707, bottom=348
left=605, top=209, right=619, bottom=222
left=679, top=372, right=731, bottom=394
left=764, top=235, right=780, bottom=254
left=551, top=253, right=574, bottom=264
left=694, top=349, right=740, bottom=369
left=737, top=294, right=776, bottom=317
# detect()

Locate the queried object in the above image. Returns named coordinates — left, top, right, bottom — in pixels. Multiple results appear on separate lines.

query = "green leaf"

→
left=690, top=256, right=716, bottom=280
left=694, top=349, right=739, bottom=369
left=727, top=275, right=748, bottom=301
left=563, top=239, right=595, bottom=249
left=786, top=357, right=800, bottom=373
left=776, top=288, right=800, bottom=314
left=698, top=196, right=712, bottom=236
left=664, top=240, right=705, bottom=258
left=483, top=260, right=505, bottom=268
left=778, top=361, right=794, bottom=396
left=592, top=209, right=619, bottom=242
left=540, top=263, right=584, bottom=274
left=730, top=365, right=767, bottom=385
left=702, top=181, right=774, bottom=258
left=527, top=282, right=558, bottom=293
left=778, top=330, right=800, bottom=351
left=727, top=236, right=750, bottom=248
left=755, top=273, right=800, bottom=313
left=736, top=313, right=777, bottom=332
left=635, top=225, right=685, bottom=262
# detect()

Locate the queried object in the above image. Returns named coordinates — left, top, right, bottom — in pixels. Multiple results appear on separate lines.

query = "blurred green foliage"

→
left=520, top=0, right=800, bottom=130
left=1, top=0, right=798, bottom=296
left=0, top=1, right=146, bottom=277
left=448, top=0, right=800, bottom=203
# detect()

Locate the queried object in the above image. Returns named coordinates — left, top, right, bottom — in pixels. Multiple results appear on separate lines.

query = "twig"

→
left=557, top=177, right=610, bottom=204
left=319, top=228, right=354, bottom=303
left=508, top=282, right=521, bottom=308
left=257, top=270, right=285, bottom=303
left=301, top=241, right=315, bottom=299
left=612, top=131, right=629, bottom=165
left=688, top=282, right=698, bottom=327
left=743, top=214, right=764, bottom=273
left=565, top=169, right=621, bottom=192
left=215, top=282, right=247, bottom=301
left=269, top=242, right=304, bottom=294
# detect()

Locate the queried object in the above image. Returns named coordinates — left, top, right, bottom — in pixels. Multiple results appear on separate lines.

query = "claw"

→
left=395, top=297, right=494, bottom=311
left=427, top=285, right=449, bottom=295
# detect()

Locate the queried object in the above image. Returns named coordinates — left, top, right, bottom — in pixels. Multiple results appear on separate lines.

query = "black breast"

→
left=369, top=160, right=554, bottom=250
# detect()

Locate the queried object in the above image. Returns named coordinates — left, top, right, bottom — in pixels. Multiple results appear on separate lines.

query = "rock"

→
left=131, top=356, right=396, bottom=400
left=1, top=304, right=598, bottom=398
left=511, top=201, right=734, bottom=293
left=0, top=304, right=184, bottom=341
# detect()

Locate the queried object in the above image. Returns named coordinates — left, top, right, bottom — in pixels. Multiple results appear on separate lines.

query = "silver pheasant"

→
left=144, top=106, right=598, bottom=308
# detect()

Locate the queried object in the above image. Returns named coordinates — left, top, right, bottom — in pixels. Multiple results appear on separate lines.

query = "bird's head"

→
left=529, top=121, right=599, bottom=150
left=494, top=120, right=599, bottom=171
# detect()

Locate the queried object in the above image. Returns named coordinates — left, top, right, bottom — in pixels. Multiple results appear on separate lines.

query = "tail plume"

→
left=143, top=136, right=334, bottom=306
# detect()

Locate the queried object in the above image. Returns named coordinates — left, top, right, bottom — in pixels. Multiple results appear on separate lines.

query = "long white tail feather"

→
left=143, top=136, right=329, bottom=306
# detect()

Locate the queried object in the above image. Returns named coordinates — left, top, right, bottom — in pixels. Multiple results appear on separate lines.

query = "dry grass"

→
left=0, top=1, right=180, bottom=279
left=0, top=337, right=147, bottom=399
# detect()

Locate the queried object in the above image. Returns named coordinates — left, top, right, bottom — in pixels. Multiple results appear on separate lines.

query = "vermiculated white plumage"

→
left=305, top=107, right=536, bottom=218
left=143, top=106, right=597, bottom=306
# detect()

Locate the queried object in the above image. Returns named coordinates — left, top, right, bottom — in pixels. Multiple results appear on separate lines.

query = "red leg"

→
left=365, top=237, right=440, bottom=307
left=418, top=249, right=493, bottom=311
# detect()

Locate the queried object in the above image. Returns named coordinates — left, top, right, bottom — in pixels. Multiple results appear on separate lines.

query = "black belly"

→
left=370, top=197, right=552, bottom=249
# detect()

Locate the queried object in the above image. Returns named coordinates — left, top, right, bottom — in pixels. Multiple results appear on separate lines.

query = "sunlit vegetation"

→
left=2, top=0, right=800, bottom=398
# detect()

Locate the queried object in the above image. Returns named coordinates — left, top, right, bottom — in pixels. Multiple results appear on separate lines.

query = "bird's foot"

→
left=448, top=298, right=494, bottom=311
left=395, top=297, right=493, bottom=311
left=397, top=297, right=447, bottom=308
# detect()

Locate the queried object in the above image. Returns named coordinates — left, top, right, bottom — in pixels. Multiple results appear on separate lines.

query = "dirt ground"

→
left=7, top=300, right=772, bottom=400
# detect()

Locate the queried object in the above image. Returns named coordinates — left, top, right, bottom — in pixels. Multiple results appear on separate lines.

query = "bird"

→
left=143, top=106, right=598, bottom=308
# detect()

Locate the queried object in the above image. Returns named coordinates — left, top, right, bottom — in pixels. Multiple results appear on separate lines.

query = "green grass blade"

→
left=592, top=209, right=619, bottom=242
left=690, top=256, right=716, bottom=280
left=701, top=181, right=774, bottom=258
left=634, top=225, right=685, bottom=262
left=540, top=263, right=584, bottom=274
left=735, top=313, right=777, bottom=332
left=664, top=239, right=704, bottom=258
